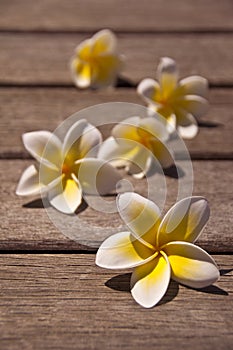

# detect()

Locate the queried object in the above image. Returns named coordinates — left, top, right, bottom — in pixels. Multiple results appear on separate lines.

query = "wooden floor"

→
left=0, top=1, right=232, bottom=349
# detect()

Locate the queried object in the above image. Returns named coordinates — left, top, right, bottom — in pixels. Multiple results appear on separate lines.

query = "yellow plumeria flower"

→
left=96, top=193, right=219, bottom=308
left=98, top=116, right=173, bottom=178
left=137, top=57, right=209, bottom=139
left=70, top=29, right=123, bottom=89
left=16, top=119, right=121, bottom=214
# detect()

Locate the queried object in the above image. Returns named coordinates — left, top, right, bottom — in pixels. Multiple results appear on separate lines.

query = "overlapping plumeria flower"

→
left=16, top=119, right=121, bottom=214
left=70, top=29, right=123, bottom=89
left=137, top=57, right=209, bottom=139
left=98, top=116, right=173, bottom=179
left=96, top=193, right=219, bottom=308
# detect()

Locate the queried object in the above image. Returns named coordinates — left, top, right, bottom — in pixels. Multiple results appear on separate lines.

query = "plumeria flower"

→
left=16, top=119, right=121, bottom=214
left=137, top=57, right=209, bottom=139
left=70, top=29, right=123, bottom=89
left=98, top=116, right=173, bottom=179
left=96, top=193, right=219, bottom=308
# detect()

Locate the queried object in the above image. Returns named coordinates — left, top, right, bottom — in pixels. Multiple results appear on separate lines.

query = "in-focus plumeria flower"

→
left=70, top=29, right=123, bottom=89
left=98, top=116, right=173, bottom=179
left=16, top=119, right=121, bottom=214
left=137, top=57, right=209, bottom=139
left=96, top=193, right=219, bottom=308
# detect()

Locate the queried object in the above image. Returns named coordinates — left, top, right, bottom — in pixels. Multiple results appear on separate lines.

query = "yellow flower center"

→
left=61, top=158, right=74, bottom=177
left=158, top=97, right=168, bottom=106
left=85, top=54, right=98, bottom=66
left=137, top=128, right=154, bottom=149
left=62, top=162, right=71, bottom=176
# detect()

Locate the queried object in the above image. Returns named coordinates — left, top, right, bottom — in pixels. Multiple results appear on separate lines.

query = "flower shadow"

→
left=23, top=198, right=49, bottom=209
left=105, top=272, right=229, bottom=307
left=105, top=273, right=131, bottom=292
left=186, top=283, right=228, bottom=296
left=157, top=280, right=179, bottom=305
left=197, top=120, right=222, bottom=128
left=163, top=165, right=185, bottom=179
left=147, top=163, right=185, bottom=179
left=105, top=273, right=179, bottom=306
left=220, top=268, right=233, bottom=276
left=23, top=197, right=88, bottom=214
left=116, top=76, right=137, bottom=88
left=195, top=285, right=228, bottom=296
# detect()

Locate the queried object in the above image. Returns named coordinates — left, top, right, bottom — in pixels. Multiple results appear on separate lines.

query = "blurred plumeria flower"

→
left=137, top=57, right=209, bottom=139
left=96, top=193, right=219, bottom=308
left=70, top=29, right=123, bottom=89
left=16, top=119, right=121, bottom=214
left=98, top=116, right=173, bottom=179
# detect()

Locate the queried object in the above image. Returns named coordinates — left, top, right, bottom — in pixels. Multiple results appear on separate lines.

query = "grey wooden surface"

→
left=0, top=255, right=232, bottom=350
left=0, top=1, right=232, bottom=349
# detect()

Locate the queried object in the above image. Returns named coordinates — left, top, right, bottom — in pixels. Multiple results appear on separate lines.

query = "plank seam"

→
left=1, top=154, right=232, bottom=161
left=0, top=83, right=233, bottom=89
left=0, top=250, right=231, bottom=255
left=0, top=29, right=233, bottom=35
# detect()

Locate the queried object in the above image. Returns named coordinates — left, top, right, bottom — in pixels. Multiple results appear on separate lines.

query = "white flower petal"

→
left=164, top=242, right=219, bottom=288
left=96, top=231, right=155, bottom=269
left=75, top=158, right=122, bottom=195
left=176, top=95, right=209, bottom=118
left=177, top=113, right=198, bottom=139
left=112, top=116, right=141, bottom=141
left=177, top=76, right=208, bottom=98
left=90, top=54, right=122, bottom=88
left=16, top=165, right=45, bottom=196
left=39, top=163, right=60, bottom=186
left=126, top=145, right=152, bottom=178
left=62, top=119, right=102, bottom=161
left=117, top=192, right=161, bottom=247
left=139, top=116, right=169, bottom=141
left=149, top=138, right=174, bottom=169
left=131, top=253, right=170, bottom=308
left=98, top=136, right=133, bottom=167
left=158, top=197, right=210, bottom=247
left=22, top=131, right=62, bottom=169
left=137, top=78, right=161, bottom=106
left=166, top=113, right=177, bottom=134
left=157, top=57, right=178, bottom=96
left=92, top=29, right=117, bottom=55
left=98, top=136, right=125, bottom=160
left=70, top=58, right=91, bottom=89
left=75, top=38, right=93, bottom=60
left=48, top=177, right=82, bottom=214
left=150, top=106, right=177, bottom=135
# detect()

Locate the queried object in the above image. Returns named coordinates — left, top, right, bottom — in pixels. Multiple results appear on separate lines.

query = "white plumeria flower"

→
left=96, top=193, right=219, bottom=308
left=98, top=116, right=173, bottom=179
left=70, top=29, right=123, bottom=89
left=137, top=57, right=209, bottom=139
left=16, top=119, right=121, bottom=214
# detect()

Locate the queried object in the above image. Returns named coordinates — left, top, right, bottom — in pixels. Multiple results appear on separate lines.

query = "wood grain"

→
left=1, top=159, right=232, bottom=252
left=0, top=254, right=232, bottom=350
left=0, top=0, right=232, bottom=347
left=0, top=33, right=233, bottom=85
left=0, top=0, right=233, bottom=31
left=0, top=88, right=232, bottom=159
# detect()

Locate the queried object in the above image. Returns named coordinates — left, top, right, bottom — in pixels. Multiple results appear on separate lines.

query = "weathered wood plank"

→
left=0, top=254, right=232, bottom=350
left=0, top=0, right=233, bottom=31
left=0, top=88, right=232, bottom=159
left=0, top=33, right=232, bottom=85
left=0, top=159, right=232, bottom=252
